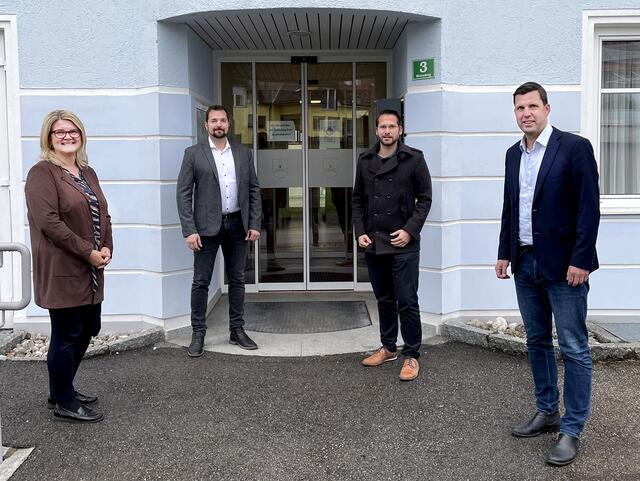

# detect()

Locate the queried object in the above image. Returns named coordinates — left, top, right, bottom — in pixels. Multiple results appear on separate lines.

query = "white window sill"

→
left=601, top=196, right=640, bottom=215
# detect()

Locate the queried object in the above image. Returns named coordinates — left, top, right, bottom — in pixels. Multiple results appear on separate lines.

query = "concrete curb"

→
left=0, top=327, right=165, bottom=362
left=441, top=319, right=640, bottom=362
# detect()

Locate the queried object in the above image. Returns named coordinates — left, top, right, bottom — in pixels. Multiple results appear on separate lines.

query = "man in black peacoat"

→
left=352, top=109, right=432, bottom=381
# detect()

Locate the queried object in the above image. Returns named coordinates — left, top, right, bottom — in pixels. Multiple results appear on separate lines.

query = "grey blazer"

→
left=176, top=139, right=261, bottom=237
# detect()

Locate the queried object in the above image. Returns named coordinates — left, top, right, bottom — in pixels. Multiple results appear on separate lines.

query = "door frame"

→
left=215, top=51, right=391, bottom=292
left=0, top=16, right=24, bottom=327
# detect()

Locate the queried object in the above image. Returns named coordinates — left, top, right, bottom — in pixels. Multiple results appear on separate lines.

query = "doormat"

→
left=243, top=301, right=371, bottom=334
left=597, top=323, right=640, bottom=342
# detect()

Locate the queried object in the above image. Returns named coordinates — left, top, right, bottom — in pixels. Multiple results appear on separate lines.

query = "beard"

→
left=210, top=129, right=227, bottom=139
left=379, top=136, right=398, bottom=145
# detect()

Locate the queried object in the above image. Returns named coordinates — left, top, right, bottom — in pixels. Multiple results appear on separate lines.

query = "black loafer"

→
left=47, top=390, right=98, bottom=409
left=53, top=404, right=103, bottom=423
left=512, top=412, right=560, bottom=437
left=188, top=332, right=205, bottom=357
left=547, top=434, right=580, bottom=467
left=229, top=327, right=258, bottom=350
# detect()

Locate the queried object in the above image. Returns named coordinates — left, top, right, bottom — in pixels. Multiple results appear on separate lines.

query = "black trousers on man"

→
left=365, top=250, right=421, bottom=359
left=48, top=303, right=101, bottom=403
left=191, top=215, right=247, bottom=333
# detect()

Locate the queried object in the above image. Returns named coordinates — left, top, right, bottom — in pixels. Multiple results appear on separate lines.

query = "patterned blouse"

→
left=63, top=168, right=101, bottom=292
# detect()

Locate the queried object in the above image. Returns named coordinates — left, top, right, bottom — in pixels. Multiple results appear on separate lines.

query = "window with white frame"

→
left=600, top=39, right=639, bottom=195
left=582, top=11, right=640, bottom=213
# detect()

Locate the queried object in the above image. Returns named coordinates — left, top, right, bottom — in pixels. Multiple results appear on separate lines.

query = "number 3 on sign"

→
left=419, top=61, right=428, bottom=73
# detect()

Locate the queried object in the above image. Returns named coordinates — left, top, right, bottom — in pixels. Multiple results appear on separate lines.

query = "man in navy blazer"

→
left=496, top=82, right=600, bottom=467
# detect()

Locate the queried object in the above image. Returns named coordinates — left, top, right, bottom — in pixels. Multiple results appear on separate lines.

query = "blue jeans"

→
left=191, top=217, right=247, bottom=333
left=365, top=251, right=421, bottom=359
left=514, top=251, right=592, bottom=438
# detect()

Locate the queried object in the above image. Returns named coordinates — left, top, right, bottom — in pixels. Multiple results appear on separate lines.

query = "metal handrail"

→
left=0, top=242, right=32, bottom=328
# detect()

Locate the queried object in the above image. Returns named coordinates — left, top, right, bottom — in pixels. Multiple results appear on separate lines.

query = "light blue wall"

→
left=2, top=0, right=159, bottom=88
left=6, top=1, right=640, bottom=326
left=14, top=7, right=219, bottom=323
left=438, top=0, right=640, bottom=85
left=187, top=28, right=215, bottom=100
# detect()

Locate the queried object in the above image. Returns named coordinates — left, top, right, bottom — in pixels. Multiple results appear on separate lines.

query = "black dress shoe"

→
left=47, top=390, right=98, bottom=409
left=188, top=332, right=205, bottom=357
left=229, top=327, right=258, bottom=350
left=547, top=434, right=580, bottom=467
left=53, top=404, right=103, bottom=423
left=512, top=412, right=560, bottom=437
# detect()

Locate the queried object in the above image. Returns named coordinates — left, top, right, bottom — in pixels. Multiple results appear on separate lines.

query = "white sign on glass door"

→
left=267, top=121, right=296, bottom=142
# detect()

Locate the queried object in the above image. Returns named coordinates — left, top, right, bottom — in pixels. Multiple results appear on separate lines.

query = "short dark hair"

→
left=206, top=105, right=230, bottom=122
left=513, top=82, right=548, bottom=105
left=375, top=109, right=402, bottom=127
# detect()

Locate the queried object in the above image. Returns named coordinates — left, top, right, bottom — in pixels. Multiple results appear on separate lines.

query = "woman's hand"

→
left=89, top=250, right=107, bottom=268
left=100, top=247, right=112, bottom=266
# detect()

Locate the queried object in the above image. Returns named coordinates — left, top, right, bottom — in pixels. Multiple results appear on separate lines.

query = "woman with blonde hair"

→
left=25, top=110, right=113, bottom=423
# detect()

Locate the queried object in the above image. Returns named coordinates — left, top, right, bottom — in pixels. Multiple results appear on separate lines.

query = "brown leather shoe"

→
left=399, top=358, right=420, bottom=381
left=362, top=347, right=398, bottom=366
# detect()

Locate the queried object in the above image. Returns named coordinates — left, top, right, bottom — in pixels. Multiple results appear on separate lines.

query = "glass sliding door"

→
left=306, top=63, right=354, bottom=286
left=355, top=62, right=387, bottom=284
left=220, top=60, right=387, bottom=291
left=221, top=63, right=255, bottom=284
left=255, top=63, right=304, bottom=287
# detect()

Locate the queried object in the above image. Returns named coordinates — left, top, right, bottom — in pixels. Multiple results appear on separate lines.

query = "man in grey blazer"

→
left=177, top=105, right=262, bottom=356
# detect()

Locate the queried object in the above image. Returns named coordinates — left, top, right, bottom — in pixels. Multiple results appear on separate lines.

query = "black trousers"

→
left=191, top=216, right=247, bottom=333
left=365, top=251, right=422, bottom=359
left=48, top=303, right=101, bottom=403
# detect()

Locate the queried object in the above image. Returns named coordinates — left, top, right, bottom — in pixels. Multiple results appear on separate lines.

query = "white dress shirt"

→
left=209, top=137, right=239, bottom=214
left=518, top=122, right=553, bottom=246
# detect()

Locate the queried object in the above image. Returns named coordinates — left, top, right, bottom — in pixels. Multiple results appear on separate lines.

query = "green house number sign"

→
left=412, top=58, right=435, bottom=80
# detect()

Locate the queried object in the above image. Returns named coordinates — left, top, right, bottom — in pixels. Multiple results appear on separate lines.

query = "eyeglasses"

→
left=51, top=129, right=81, bottom=139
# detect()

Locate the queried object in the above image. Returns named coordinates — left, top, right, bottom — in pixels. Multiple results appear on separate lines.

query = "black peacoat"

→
left=352, top=142, right=432, bottom=255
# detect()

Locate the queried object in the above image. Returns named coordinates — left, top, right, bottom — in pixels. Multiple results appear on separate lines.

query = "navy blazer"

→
left=498, top=127, right=600, bottom=281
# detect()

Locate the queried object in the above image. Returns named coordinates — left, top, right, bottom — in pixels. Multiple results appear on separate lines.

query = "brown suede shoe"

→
left=399, top=358, right=420, bottom=381
left=362, top=347, right=398, bottom=366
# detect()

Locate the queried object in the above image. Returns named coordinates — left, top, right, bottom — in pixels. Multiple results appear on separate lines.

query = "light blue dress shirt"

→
left=518, top=122, right=553, bottom=246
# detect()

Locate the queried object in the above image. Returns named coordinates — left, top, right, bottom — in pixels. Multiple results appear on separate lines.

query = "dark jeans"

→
left=48, top=303, right=101, bottom=403
left=191, top=217, right=247, bottom=333
left=514, top=251, right=592, bottom=438
left=365, top=251, right=421, bottom=359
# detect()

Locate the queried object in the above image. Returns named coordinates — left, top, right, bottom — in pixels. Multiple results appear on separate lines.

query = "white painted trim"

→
left=406, top=131, right=522, bottom=137
left=100, top=180, right=177, bottom=186
left=21, top=135, right=193, bottom=141
left=420, top=264, right=640, bottom=274
left=424, top=219, right=500, bottom=226
left=421, top=216, right=640, bottom=226
left=24, top=223, right=181, bottom=230
left=19, top=86, right=191, bottom=96
left=432, top=176, right=503, bottom=182
left=599, top=264, right=640, bottom=270
left=581, top=10, right=640, bottom=215
left=112, top=224, right=182, bottom=230
left=402, top=83, right=581, bottom=96
left=105, top=269, right=192, bottom=277
left=420, top=265, right=494, bottom=273
left=0, top=16, right=24, bottom=329
left=600, top=217, right=640, bottom=222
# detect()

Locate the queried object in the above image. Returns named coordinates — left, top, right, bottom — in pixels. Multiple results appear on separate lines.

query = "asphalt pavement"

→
left=1, top=341, right=639, bottom=481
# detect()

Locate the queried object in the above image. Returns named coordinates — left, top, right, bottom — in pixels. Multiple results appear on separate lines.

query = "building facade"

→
left=0, top=2, right=638, bottom=334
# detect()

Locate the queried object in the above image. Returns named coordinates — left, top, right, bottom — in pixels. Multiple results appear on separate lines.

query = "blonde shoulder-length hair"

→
left=39, top=110, right=89, bottom=168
